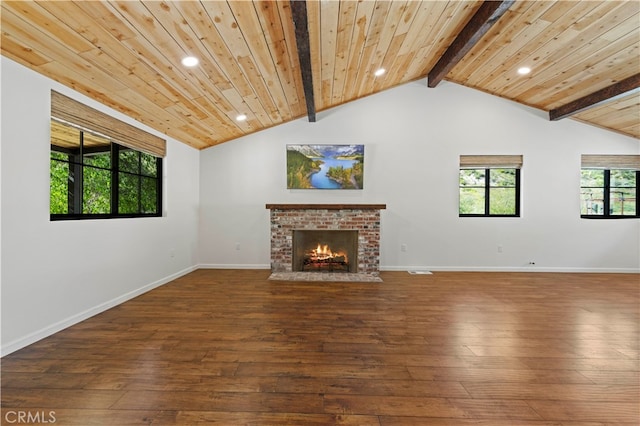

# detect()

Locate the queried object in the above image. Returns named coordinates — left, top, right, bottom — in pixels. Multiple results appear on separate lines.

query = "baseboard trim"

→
left=198, top=263, right=270, bottom=270
left=195, top=263, right=639, bottom=273
left=197, top=263, right=638, bottom=273
left=196, top=263, right=640, bottom=274
left=380, top=265, right=640, bottom=273
left=1, top=265, right=197, bottom=357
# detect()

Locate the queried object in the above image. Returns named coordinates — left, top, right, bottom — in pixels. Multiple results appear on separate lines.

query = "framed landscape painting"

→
left=287, top=144, right=364, bottom=189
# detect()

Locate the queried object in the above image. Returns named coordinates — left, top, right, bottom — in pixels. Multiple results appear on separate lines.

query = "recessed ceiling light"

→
left=181, top=56, right=199, bottom=67
left=374, top=68, right=386, bottom=77
left=517, top=66, right=531, bottom=75
left=236, top=114, right=247, bottom=122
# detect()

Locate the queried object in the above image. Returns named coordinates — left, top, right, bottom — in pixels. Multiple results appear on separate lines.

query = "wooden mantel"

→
left=266, top=204, right=386, bottom=210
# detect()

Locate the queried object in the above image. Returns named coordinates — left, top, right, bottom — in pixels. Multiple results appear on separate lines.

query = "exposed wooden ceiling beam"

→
left=428, top=1, right=515, bottom=88
left=549, top=74, right=640, bottom=121
left=290, top=0, right=316, bottom=122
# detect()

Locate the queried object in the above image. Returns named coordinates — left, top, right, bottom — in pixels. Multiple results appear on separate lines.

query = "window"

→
left=50, top=91, right=165, bottom=220
left=581, top=155, right=639, bottom=219
left=459, top=155, right=522, bottom=217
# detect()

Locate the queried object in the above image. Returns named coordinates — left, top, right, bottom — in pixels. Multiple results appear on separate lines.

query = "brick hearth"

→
left=266, top=204, right=386, bottom=277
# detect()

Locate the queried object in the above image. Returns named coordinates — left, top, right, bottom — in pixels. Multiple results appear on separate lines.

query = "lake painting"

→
left=287, top=144, right=364, bottom=189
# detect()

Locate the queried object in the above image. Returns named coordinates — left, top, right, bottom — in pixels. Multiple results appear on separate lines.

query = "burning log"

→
left=302, top=244, right=349, bottom=271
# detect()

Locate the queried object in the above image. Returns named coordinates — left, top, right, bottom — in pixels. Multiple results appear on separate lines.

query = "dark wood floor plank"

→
left=0, top=409, right=160, bottom=426
left=322, top=394, right=468, bottom=418
left=234, top=362, right=413, bottom=380
left=461, top=382, right=639, bottom=402
left=0, top=372, right=96, bottom=389
left=0, top=389, right=125, bottom=409
left=273, top=377, right=471, bottom=398
left=527, top=399, right=640, bottom=422
left=379, top=418, right=616, bottom=426
left=154, top=411, right=382, bottom=425
left=407, top=366, right=593, bottom=384
left=1, top=270, right=638, bottom=425
left=579, top=369, right=640, bottom=385
left=110, top=390, right=324, bottom=413
left=83, top=374, right=279, bottom=393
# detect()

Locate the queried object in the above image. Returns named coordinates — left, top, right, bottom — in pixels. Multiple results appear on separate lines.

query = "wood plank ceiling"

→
left=1, top=1, right=639, bottom=150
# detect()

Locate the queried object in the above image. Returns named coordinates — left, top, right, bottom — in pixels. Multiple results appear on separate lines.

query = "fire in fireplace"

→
left=292, top=230, right=358, bottom=273
left=304, top=243, right=349, bottom=271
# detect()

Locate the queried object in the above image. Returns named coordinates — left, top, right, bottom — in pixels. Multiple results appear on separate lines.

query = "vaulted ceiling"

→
left=2, top=1, right=639, bottom=150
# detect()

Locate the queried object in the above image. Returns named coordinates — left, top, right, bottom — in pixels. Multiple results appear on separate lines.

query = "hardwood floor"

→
left=2, top=270, right=639, bottom=425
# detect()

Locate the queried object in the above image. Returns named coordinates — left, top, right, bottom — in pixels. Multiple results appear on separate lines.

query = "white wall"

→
left=2, top=56, right=638, bottom=356
left=1, top=57, right=200, bottom=355
left=199, top=80, right=640, bottom=273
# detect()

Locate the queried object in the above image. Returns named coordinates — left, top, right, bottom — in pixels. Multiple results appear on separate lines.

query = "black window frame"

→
left=580, top=168, right=639, bottom=219
left=459, top=167, right=521, bottom=217
left=50, top=123, right=162, bottom=221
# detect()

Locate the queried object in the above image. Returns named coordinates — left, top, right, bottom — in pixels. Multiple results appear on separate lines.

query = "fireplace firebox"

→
left=292, top=230, right=358, bottom=273
left=266, top=204, right=386, bottom=277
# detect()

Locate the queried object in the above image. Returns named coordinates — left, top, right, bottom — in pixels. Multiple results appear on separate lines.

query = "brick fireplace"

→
left=266, top=204, right=385, bottom=280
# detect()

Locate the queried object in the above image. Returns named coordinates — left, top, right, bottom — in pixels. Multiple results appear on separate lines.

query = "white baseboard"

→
left=198, top=263, right=639, bottom=273
left=196, top=263, right=639, bottom=273
left=1, top=265, right=197, bottom=357
left=198, top=263, right=270, bottom=269
left=381, top=265, right=640, bottom=273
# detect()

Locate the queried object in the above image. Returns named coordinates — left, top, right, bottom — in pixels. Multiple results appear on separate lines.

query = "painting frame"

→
left=286, top=144, right=365, bottom=190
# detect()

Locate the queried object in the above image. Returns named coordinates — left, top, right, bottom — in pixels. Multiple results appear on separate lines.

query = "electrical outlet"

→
left=235, top=243, right=241, bottom=251
left=401, top=244, right=407, bottom=252
left=497, top=245, right=503, bottom=253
